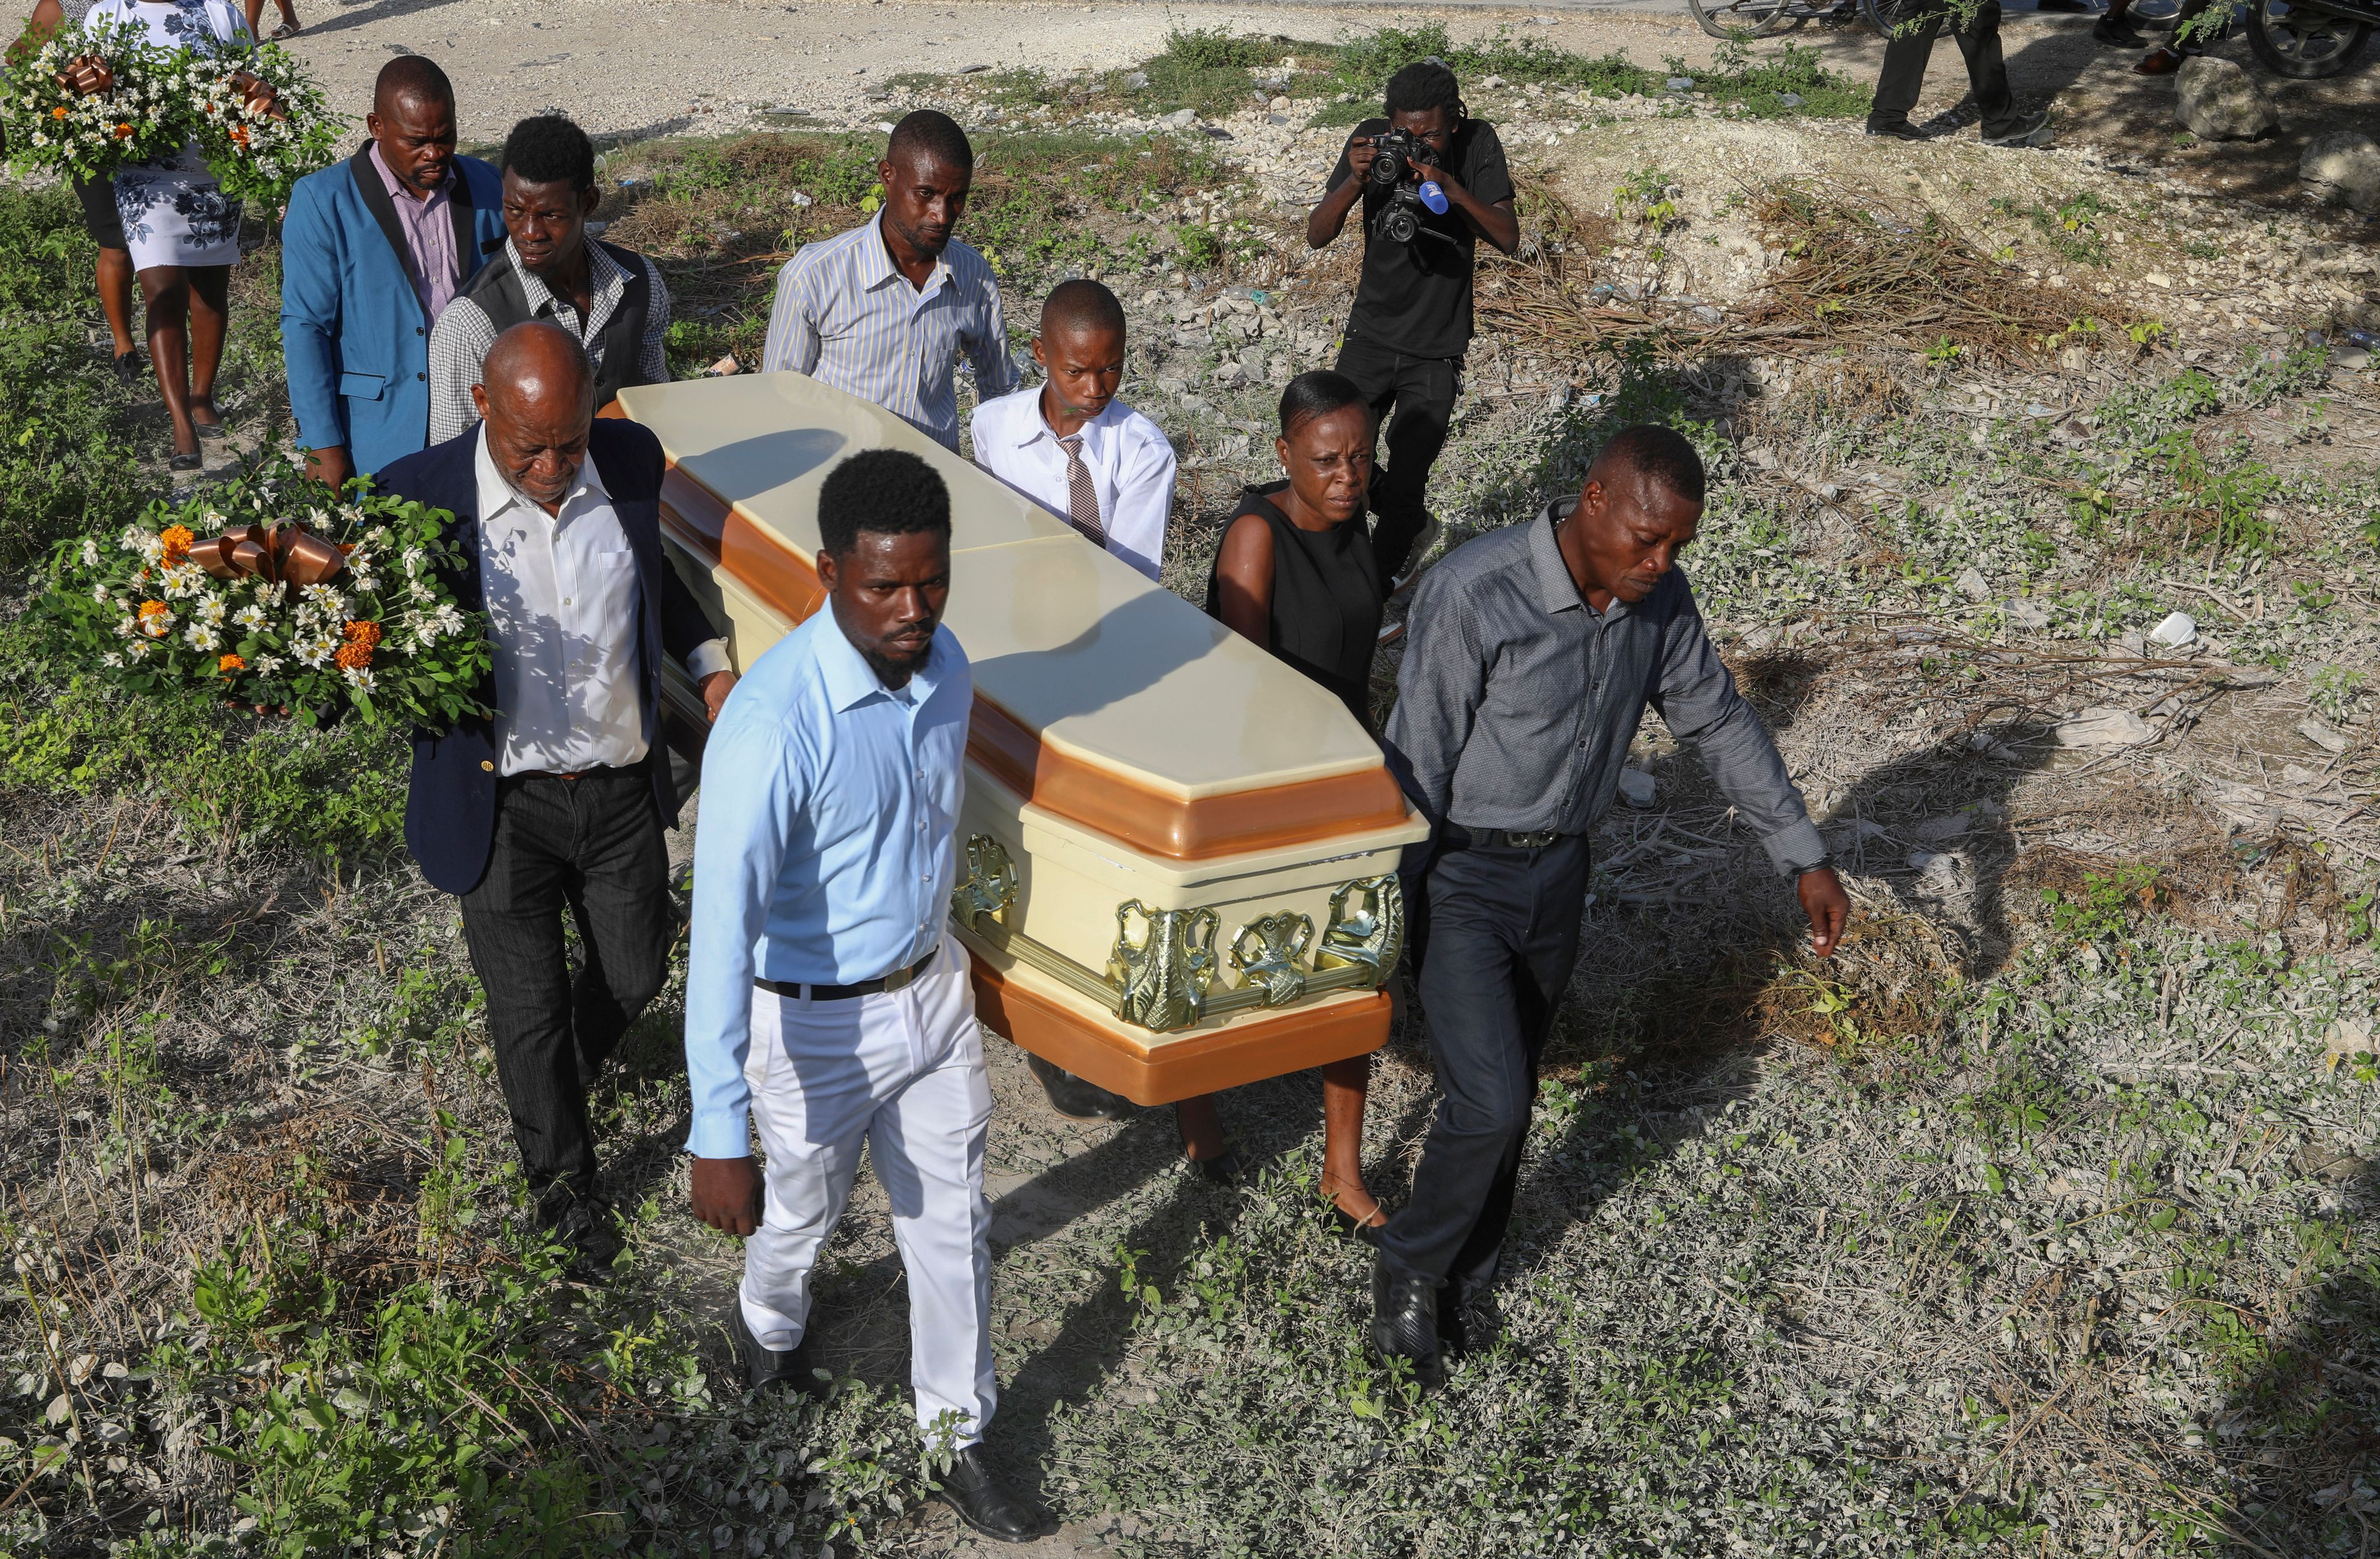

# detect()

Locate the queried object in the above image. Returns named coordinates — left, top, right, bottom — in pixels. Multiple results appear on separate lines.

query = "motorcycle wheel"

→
left=1859, top=0, right=1934, bottom=38
left=2246, top=0, right=2373, bottom=75
left=1687, top=0, right=1798, bottom=37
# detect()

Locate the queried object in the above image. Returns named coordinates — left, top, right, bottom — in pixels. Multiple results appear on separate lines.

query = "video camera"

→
left=1364, top=128, right=1450, bottom=246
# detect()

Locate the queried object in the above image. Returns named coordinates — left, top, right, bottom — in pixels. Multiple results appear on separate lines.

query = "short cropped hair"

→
left=818, top=449, right=952, bottom=557
left=886, top=110, right=973, bottom=174
left=374, top=55, right=453, bottom=112
left=1040, top=279, right=1126, bottom=341
left=502, top=114, right=596, bottom=194
left=1277, top=370, right=1370, bottom=437
left=1597, top=424, right=1706, bottom=506
left=1384, top=61, right=1461, bottom=120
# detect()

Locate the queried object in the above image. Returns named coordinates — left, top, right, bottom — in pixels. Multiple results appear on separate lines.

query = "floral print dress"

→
left=87, top=0, right=249, bottom=270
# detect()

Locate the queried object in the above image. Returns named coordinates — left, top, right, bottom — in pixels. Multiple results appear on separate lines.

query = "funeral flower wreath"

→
left=0, top=17, right=337, bottom=201
left=43, top=453, right=493, bottom=731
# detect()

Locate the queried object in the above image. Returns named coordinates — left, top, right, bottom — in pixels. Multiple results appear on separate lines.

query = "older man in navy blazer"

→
left=377, top=320, right=734, bottom=1276
left=280, top=56, right=508, bottom=488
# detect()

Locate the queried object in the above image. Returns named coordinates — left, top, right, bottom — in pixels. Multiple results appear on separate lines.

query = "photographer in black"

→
left=1308, top=60, right=1517, bottom=589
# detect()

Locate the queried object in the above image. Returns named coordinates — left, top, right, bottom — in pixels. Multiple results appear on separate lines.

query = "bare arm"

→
left=1305, top=135, right=1377, bottom=250
left=1427, top=164, right=1521, bottom=257
left=1212, top=512, right=1276, bottom=650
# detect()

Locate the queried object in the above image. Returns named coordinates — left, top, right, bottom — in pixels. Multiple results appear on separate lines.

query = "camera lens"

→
left=1381, top=205, right=1418, bottom=244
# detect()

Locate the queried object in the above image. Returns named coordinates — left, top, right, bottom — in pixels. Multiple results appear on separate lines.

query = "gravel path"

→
left=283, top=0, right=1730, bottom=145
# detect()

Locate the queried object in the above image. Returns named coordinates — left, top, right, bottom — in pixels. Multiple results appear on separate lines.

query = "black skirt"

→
left=73, top=174, right=126, bottom=251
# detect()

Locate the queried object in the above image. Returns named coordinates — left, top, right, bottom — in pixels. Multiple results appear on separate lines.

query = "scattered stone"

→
left=1159, top=108, right=1197, bottom=130
left=1910, top=814, right=1971, bottom=842
left=959, top=63, right=990, bottom=74
left=1744, top=444, right=1779, bottom=471
left=1617, top=768, right=1657, bottom=807
left=2173, top=57, right=2278, bottom=142
left=1665, top=76, right=1696, bottom=92
left=2058, top=345, right=2091, bottom=372
left=1954, top=567, right=1991, bottom=603
left=2300, top=131, right=2380, bottom=214
left=1776, top=92, right=1802, bottom=108
left=2146, top=611, right=2196, bottom=649
left=2327, top=1017, right=2375, bottom=1062
left=1123, top=70, right=1148, bottom=89
left=2004, top=598, right=2052, bottom=631
left=2055, top=708, right=2153, bottom=747
left=2298, top=717, right=2350, bottom=755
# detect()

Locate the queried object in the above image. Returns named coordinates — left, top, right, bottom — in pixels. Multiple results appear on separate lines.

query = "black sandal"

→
left=169, top=450, right=203, bottom=472
left=111, top=351, right=143, bottom=385
left=192, top=412, right=228, bottom=441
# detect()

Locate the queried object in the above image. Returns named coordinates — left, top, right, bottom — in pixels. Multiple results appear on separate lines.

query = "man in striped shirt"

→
left=760, top=112, right=1018, bottom=450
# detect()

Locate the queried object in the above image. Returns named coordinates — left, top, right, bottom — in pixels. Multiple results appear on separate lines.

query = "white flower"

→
left=80, top=538, right=100, bottom=566
left=92, top=583, right=110, bottom=604
left=126, top=639, right=151, bottom=661
left=301, top=582, right=349, bottom=617
left=184, top=623, right=221, bottom=652
left=102, top=651, right=123, bottom=669
left=252, top=655, right=284, bottom=675
left=198, top=596, right=228, bottom=625
left=342, top=665, right=374, bottom=692
left=232, top=604, right=268, bottom=630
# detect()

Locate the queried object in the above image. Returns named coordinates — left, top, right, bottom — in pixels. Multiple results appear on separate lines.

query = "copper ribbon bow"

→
left=188, top=523, right=345, bottom=594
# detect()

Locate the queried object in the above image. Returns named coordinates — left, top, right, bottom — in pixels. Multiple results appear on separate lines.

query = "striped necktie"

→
left=1055, top=434, right=1105, bottom=548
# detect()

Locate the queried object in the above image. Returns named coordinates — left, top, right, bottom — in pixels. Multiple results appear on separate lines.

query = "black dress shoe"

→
left=731, top=1306, right=821, bottom=1396
left=1025, top=1053, right=1134, bottom=1121
left=1369, top=1253, right=1444, bottom=1390
left=1188, top=1149, right=1241, bottom=1186
left=541, top=1192, right=622, bottom=1281
left=1864, top=120, right=1931, bottom=142
left=930, top=1444, right=1044, bottom=1542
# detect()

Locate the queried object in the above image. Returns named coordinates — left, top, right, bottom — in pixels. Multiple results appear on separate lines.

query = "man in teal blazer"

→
left=280, top=56, right=508, bottom=486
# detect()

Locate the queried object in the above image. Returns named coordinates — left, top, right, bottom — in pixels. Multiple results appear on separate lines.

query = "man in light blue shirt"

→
left=682, top=449, right=1039, bottom=1544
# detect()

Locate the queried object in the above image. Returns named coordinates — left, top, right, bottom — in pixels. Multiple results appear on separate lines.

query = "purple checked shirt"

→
left=369, top=144, right=462, bottom=325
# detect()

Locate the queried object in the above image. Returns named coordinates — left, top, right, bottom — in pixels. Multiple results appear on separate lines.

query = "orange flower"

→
left=217, top=653, right=245, bottom=674
left=137, top=600, right=169, bottom=621
left=51, top=106, right=66, bottom=119
left=113, top=122, right=132, bottom=138
left=333, top=641, right=374, bottom=672
left=342, top=620, right=382, bottom=649
left=160, top=523, right=194, bottom=564
left=229, top=125, right=249, bottom=146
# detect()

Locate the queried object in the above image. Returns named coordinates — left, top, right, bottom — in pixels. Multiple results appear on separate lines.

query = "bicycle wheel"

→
left=1688, top=0, right=1799, bottom=37
left=2246, top=0, right=2373, bottom=76
left=1859, top=0, right=1934, bottom=36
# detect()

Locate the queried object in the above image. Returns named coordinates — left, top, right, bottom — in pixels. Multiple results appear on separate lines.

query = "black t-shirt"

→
left=1326, top=117, right=1514, bottom=361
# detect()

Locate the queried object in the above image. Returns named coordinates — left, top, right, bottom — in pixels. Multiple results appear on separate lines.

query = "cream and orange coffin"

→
left=615, top=374, right=1428, bottom=1105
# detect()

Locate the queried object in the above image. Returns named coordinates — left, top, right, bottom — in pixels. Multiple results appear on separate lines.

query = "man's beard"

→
left=860, top=636, right=933, bottom=685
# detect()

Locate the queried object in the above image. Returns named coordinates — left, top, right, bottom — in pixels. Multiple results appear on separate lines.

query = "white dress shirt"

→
left=473, top=429, right=729, bottom=774
left=968, top=385, right=1177, bottom=582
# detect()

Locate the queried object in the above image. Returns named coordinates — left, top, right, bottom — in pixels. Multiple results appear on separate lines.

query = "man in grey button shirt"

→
left=1373, top=424, right=1849, bottom=1384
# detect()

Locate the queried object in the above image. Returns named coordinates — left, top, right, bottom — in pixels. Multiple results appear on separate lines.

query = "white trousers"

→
left=738, top=933, right=995, bottom=1446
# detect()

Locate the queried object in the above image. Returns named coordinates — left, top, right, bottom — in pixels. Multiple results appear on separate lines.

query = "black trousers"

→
left=1378, top=831, right=1592, bottom=1296
left=458, top=767, right=674, bottom=1214
left=1867, top=0, right=2020, bottom=141
left=1334, top=334, right=1463, bottom=581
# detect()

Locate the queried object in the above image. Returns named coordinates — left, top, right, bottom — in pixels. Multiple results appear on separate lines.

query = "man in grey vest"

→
left=427, top=115, right=671, bottom=442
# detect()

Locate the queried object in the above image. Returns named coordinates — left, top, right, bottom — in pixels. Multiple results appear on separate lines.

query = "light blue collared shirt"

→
left=682, top=607, right=973, bottom=1159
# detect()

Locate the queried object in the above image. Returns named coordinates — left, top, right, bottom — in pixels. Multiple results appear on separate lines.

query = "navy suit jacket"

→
left=280, top=149, right=508, bottom=476
left=376, top=419, right=724, bottom=896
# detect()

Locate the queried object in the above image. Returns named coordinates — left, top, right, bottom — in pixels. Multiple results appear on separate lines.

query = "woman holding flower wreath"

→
left=10, top=0, right=141, bottom=379
left=69, top=0, right=273, bottom=470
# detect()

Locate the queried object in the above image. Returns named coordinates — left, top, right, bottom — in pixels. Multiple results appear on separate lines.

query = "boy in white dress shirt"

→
left=968, top=280, right=1176, bottom=584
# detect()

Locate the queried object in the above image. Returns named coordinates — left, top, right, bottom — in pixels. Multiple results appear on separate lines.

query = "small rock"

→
left=1744, top=444, right=1779, bottom=471
left=1817, top=482, right=1845, bottom=502
left=2117, top=629, right=2147, bottom=657
left=2299, top=130, right=2380, bottom=214
left=1910, top=814, right=1971, bottom=842
left=1124, top=70, right=1149, bottom=89
left=1954, top=566, right=1991, bottom=602
left=1665, top=76, right=1696, bottom=92
left=1776, top=92, right=1802, bottom=108
left=1617, top=768, right=1657, bottom=808
left=2024, top=402, right=2059, bottom=419
left=2298, top=717, right=2350, bottom=755
left=1159, top=108, right=1197, bottom=130
left=2146, top=611, right=2196, bottom=648
left=2327, top=1017, right=2374, bottom=1061
left=2281, top=762, right=2322, bottom=788
left=2058, top=345, right=2091, bottom=372
left=959, top=63, right=990, bottom=74
left=2337, top=348, right=2373, bottom=370
left=2055, top=708, right=2153, bottom=747
left=2004, top=597, right=2052, bottom=631
left=2174, top=56, right=2278, bottom=142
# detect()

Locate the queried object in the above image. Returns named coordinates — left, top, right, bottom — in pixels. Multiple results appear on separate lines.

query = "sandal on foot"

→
left=169, top=450, right=203, bottom=472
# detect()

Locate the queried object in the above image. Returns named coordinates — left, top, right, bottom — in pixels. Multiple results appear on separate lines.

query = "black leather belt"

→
left=756, top=946, right=938, bottom=1003
left=1457, top=827, right=1574, bottom=851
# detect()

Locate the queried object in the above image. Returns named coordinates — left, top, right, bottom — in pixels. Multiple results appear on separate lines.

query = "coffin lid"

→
left=617, top=373, right=1422, bottom=859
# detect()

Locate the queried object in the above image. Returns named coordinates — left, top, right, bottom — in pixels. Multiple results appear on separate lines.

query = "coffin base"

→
left=958, top=925, right=1391, bottom=1107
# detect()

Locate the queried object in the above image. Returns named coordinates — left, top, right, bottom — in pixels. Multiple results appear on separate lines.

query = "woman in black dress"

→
left=1186, top=370, right=1390, bottom=1235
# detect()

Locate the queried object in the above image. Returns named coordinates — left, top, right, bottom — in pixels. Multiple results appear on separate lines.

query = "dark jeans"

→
left=1867, top=0, right=2020, bottom=141
left=1334, top=335, right=1463, bottom=581
left=1379, top=830, right=1592, bottom=1296
left=458, top=766, right=674, bottom=1214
